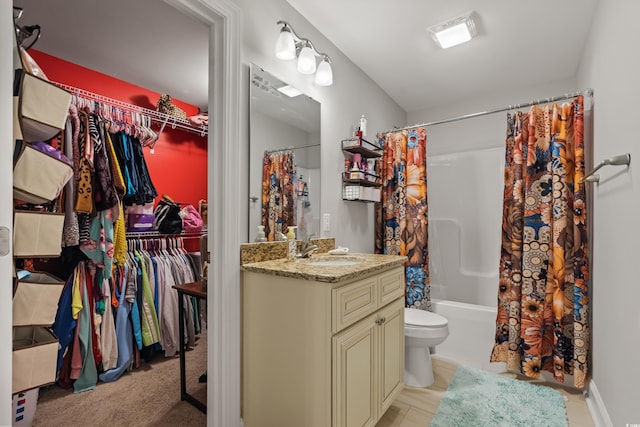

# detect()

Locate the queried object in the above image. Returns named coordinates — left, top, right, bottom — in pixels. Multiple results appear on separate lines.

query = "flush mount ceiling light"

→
left=428, top=11, right=478, bottom=49
left=275, top=20, right=333, bottom=86
left=277, top=85, right=303, bottom=97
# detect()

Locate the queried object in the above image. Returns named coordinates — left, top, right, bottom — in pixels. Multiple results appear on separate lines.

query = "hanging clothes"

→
left=375, top=127, right=430, bottom=311
left=99, top=265, right=134, bottom=383
left=110, top=131, right=158, bottom=206
left=490, top=97, right=589, bottom=388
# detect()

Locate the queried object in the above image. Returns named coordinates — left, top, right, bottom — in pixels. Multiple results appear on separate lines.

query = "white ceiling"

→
left=13, top=0, right=210, bottom=110
left=13, top=0, right=599, bottom=114
left=285, top=0, right=599, bottom=112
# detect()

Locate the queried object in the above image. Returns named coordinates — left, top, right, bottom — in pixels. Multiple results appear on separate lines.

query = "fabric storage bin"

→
left=125, top=203, right=155, bottom=232
left=13, top=141, right=73, bottom=205
left=12, top=272, right=65, bottom=395
left=13, top=211, right=64, bottom=258
left=15, top=70, right=72, bottom=143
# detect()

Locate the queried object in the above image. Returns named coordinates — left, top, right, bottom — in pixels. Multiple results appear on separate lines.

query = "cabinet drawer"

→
left=332, top=276, right=378, bottom=333
left=378, top=267, right=405, bottom=307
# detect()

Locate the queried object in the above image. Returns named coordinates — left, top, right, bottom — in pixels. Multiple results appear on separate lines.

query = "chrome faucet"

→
left=297, top=234, right=318, bottom=258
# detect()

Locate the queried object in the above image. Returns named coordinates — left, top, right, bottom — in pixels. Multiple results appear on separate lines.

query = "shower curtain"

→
left=375, top=128, right=430, bottom=310
left=490, top=97, right=589, bottom=388
left=261, top=151, right=296, bottom=241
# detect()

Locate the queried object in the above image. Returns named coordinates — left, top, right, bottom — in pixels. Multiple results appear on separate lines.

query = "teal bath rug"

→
left=430, top=366, right=568, bottom=427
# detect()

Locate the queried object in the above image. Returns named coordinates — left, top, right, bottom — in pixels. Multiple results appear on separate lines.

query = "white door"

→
left=1, top=3, right=16, bottom=423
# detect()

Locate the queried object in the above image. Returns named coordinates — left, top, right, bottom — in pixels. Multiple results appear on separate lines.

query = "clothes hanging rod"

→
left=379, top=88, right=593, bottom=134
left=125, top=230, right=205, bottom=239
left=265, top=143, right=320, bottom=154
left=53, top=81, right=208, bottom=137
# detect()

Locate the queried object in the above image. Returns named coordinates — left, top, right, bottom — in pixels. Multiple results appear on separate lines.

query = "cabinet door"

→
left=333, top=313, right=377, bottom=427
left=378, top=298, right=404, bottom=415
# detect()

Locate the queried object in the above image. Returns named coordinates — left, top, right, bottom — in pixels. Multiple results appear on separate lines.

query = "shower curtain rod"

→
left=379, top=88, right=593, bottom=134
left=265, top=143, right=320, bottom=154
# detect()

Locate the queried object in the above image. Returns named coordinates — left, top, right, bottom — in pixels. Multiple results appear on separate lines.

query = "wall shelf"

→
left=341, top=137, right=382, bottom=158
left=341, top=136, right=382, bottom=202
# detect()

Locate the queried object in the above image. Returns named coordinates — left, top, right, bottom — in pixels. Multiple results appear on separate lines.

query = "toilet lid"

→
left=405, top=308, right=448, bottom=327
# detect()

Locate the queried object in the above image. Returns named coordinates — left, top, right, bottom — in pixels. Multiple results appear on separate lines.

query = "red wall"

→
left=29, top=50, right=208, bottom=210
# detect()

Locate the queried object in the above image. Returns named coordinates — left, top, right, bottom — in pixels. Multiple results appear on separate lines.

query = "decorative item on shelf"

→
left=254, top=225, right=267, bottom=242
left=198, top=199, right=208, bottom=226
left=358, top=115, right=367, bottom=137
left=296, top=175, right=309, bottom=198
left=275, top=20, right=333, bottom=86
left=156, top=94, right=187, bottom=119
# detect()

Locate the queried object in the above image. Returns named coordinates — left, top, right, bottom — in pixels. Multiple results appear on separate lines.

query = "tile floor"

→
left=375, top=357, right=595, bottom=427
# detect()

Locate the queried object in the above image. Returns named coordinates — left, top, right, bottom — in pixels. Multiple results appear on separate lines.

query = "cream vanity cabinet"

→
left=242, top=264, right=405, bottom=427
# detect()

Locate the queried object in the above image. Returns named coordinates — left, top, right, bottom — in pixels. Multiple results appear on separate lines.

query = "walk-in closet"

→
left=11, top=0, right=210, bottom=425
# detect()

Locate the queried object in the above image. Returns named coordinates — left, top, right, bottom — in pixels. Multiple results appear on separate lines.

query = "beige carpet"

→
left=32, top=333, right=207, bottom=427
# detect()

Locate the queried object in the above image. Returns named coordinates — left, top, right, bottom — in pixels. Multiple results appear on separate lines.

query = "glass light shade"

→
left=275, top=28, right=296, bottom=60
left=315, top=59, right=333, bottom=86
left=297, top=45, right=317, bottom=74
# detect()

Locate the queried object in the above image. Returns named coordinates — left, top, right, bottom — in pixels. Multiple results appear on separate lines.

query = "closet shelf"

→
left=53, top=82, right=208, bottom=137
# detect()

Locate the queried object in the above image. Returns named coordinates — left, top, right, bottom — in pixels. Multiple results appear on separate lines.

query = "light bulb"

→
left=315, top=57, right=333, bottom=86
left=275, top=27, right=296, bottom=60
left=297, top=44, right=316, bottom=74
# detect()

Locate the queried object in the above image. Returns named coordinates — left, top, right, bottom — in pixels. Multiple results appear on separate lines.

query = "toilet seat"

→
left=405, top=308, right=448, bottom=328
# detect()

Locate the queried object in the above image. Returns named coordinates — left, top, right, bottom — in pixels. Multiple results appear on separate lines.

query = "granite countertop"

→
left=241, top=253, right=407, bottom=283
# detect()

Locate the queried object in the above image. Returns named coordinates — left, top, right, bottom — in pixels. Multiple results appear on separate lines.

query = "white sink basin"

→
left=307, top=259, right=361, bottom=267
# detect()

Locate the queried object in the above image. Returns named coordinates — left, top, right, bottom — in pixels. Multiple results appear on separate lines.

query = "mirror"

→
left=249, top=64, right=321, bottom=242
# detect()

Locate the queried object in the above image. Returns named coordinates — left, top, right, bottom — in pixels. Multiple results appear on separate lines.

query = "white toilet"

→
left=404, top=307, right=449, bottom=388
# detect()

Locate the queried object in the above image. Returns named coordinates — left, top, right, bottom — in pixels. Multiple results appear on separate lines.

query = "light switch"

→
left=323, top=213, right=330, bottom=232
left=0, top=226, right=9, bottom=256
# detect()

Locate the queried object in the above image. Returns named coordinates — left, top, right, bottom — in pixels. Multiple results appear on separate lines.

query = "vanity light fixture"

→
left=275, top=20, right=334, bottom=86
left=428, top=11, right=478, bottom=49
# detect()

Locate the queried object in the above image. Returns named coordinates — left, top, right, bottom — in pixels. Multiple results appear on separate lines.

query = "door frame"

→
left=0, top=1, right=243, bottom=426
left=164, top=1, right=243, bottom=426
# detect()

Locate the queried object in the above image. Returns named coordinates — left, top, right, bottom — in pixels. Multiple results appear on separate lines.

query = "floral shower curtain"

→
left=490, top=97, right=590, bottom=388
left=261, top=151, right=296, bottom=241
left=375, top=128, right=430, bottom=310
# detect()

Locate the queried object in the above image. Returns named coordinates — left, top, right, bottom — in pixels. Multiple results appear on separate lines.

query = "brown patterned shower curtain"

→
left=490, top=97, right=590, bottom=388
left=261, top=151, right=296, bottom=241
left=375, top=128, right=430, bottom=310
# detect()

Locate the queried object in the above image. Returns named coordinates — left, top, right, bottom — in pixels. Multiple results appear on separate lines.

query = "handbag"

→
left=13, top=140, right=74, bottom=204
left=13, top=210, right=64, bottom=258
left=180, top=204, right=203, bottom=232
left=153, top=196, right=183, bottom=234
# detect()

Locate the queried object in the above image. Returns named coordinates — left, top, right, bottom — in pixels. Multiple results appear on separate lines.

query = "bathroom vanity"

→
left=241, top=253, right=407, bottom=427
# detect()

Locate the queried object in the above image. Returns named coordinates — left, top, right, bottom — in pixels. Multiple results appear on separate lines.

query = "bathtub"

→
left=431, top=299, right=506, bottom=373
left=425, top=148, right=507, bottom=373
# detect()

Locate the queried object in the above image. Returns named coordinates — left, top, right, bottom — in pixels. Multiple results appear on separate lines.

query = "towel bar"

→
left=581, top=153, right=631, bottom=183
